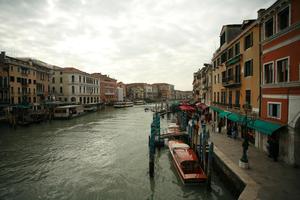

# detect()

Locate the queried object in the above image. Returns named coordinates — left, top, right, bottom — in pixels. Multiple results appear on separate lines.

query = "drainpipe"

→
left=259, top=23, right=262, bottom=118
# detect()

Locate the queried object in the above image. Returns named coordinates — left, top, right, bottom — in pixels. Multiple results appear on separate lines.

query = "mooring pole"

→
left=206, top=142, right=214, bottom=190
left=149, top=122, right=155, bottom=177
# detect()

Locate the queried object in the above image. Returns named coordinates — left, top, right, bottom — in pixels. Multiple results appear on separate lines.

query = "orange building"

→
left=0, top=52, right=51, bottom=105
left=258, top=0, right=300, bottom=165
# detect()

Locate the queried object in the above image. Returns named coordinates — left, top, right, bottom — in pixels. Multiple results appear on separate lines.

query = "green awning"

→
left=247, top=119, right=283, bottom=135
left=219, top=111, right=231, bottom=118
left=210, top=106, right=223, bottom=113
left=228, top=113, right=246, bottom=123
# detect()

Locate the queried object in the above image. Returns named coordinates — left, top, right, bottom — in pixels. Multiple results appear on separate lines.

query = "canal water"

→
left=0, top=106, right=233, bottom=200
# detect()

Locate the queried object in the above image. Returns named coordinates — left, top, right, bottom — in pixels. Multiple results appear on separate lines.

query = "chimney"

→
left=257, top=9, right=266, bottom=18
left=0, top=51, right=6, bottom=61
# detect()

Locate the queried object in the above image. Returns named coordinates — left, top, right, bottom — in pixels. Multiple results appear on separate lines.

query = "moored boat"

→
left=83, top=103, right=97, bottom=112
left=168, top=140, right=207, bottom=184
left=54, top=105, right=84, bottom=119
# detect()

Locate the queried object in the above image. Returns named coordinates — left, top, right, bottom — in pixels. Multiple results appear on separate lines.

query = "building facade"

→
left=92, top=73, right=116, bottom=104
left=51, top=67, right=100, bottom=104
left=258, top=0, right=300, bottom=165
left=0, top=52, right=51, bottom=105
left=211, top=19, right=263, bottom=149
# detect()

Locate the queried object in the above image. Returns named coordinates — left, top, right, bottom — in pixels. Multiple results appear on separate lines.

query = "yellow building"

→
left=211, top=20, right=260, bottom=135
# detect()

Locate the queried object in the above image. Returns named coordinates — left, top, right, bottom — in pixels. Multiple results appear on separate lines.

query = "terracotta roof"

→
left=63, top=67, right=89, bottom=75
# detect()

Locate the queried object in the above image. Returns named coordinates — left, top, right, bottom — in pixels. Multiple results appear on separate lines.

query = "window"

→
left=244, top=60, right=253, bottom=77
left=52, top=77, right=55, bottom=83
left=80, top=86, right=82, bottom=93
left=235, top=42, right=240, bottom=55
left=10, top=66, right=13, bottom=71
left=217, top=74, right=220, bottom=83
left=268, top=103, right=281, bottom=119
left=265, top=18, right=274, bottom=38
left=220, top=32, right=226, bottom=46
left=277, top=58, right=288, bottom=82
left=17, top=77, right=21, bottom=83
left=235, top=91, right=240, bottom=105
left=214, top=92, right=216, bottom=102
left=52, top=87, right=55, bottom=93
left=72, top=86, right=75, bottom=94
left=244, top=32, right=253, bottom=50
left=228, top=48, right=233, bottom=59
left=245, top=90, right=251, bottom=105
left=60, top=77, right=63, bottom=83
left=72, top=75, right=75, bottom=83
left=10, top=76, right=15, bottom=82
left=228, top=68, right=233, bottom=80
left=60, top=87, right=63, bottom=93
left=214, top=75, right=216, bottom=84
left=221, top=52, right=227, bottom=63
left=228, top=91, right=232, bottom=105
left=278, top=6, right=290, bottom=31
left=79, top=76, right=81, bottom=83
left=217, top=92, right=220, bottom=103
left=264, top=63, right=274, bottom=84
left=28, top=79, right=31, bottom=84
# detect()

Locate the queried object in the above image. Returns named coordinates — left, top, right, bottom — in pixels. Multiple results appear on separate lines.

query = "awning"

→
left=179, top=105, right=195, bottom=112
left=196, top=102, right=208, bottom=110
left=247, top=119, right=283, bottom=135
left=210, top=106, right=223, bottom=113
left=227, top=113, right=246, bottom=123
left=219, top=111, right=231, bottom=118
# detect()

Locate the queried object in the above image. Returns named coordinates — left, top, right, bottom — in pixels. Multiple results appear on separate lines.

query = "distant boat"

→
left=168, top=140, right=207, bottom=184
left=114, top=101, right=134, bottom=108
left=134, top=100, right=145, bottom=105
left=54, top=105, right=84, bottom=119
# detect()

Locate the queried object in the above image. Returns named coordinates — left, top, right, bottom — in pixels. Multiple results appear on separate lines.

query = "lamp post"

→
left=239, top=103, right=250, bottom=169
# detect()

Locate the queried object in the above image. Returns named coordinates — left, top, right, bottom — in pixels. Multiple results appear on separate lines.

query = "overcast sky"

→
left=0, top=0, right=275, bottom=90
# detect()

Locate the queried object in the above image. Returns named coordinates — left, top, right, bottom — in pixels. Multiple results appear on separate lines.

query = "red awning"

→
left=179, top=105, right=195, bottom=112
left=196, top=103, right=208, bottom=110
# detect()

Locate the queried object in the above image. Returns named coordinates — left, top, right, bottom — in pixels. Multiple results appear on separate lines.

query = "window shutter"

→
left=250, top=32, right=253, bottom=47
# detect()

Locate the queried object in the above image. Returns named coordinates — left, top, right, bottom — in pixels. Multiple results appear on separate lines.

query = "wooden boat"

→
left=54, top=105, right=84, bottom=119
left=168, top=140, right=207, bottom=184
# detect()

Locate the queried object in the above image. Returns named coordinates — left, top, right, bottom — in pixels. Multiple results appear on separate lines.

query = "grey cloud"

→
left=0, top=0, right=276, bottom=90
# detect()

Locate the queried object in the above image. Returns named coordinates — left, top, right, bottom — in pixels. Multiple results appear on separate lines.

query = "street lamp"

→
left=239, top=103, right=251, bottom=169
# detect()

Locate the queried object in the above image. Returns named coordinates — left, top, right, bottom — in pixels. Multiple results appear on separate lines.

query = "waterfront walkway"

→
left=207, top=125, right=300, bottom=200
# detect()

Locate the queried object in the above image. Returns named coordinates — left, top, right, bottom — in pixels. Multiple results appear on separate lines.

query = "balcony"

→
left=222, top=75, right=241, bottom=87
left=226, top=54, right=241, bottom=66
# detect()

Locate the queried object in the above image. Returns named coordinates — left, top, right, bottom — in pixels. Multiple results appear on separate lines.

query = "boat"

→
left=54, top=105, right=84, bottom=119
left=168, top=140, right=207, bottom=184
left=83, top=103, right=97, bottom=112
left=125, top=101, right=134, bottom=107
left=134, top=100, right=145, bottom=105
left=114, top=101, right=134, bottom=108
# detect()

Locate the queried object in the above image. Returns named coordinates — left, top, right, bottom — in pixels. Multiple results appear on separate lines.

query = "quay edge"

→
left=213, top=146, right=260, bottom=200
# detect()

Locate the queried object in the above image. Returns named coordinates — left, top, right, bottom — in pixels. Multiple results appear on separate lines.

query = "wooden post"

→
left=206, top=142, right=214, bottom=190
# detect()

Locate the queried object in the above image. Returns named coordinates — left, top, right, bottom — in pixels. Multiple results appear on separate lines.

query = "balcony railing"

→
left=222, top=75, right=241, bottom=87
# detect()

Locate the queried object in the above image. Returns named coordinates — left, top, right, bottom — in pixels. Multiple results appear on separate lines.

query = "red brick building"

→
left=258, top=0, right=300, bottom=165
left=92, top=73, right=117, bottom=104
